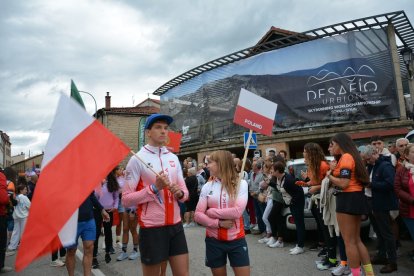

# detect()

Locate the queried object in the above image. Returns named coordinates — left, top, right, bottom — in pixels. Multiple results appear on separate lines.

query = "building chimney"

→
left=105, top=92, right=111, bottom=109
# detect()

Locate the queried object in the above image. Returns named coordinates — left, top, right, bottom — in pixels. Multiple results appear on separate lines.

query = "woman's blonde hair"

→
left=209, top=150, right=238, bottom=199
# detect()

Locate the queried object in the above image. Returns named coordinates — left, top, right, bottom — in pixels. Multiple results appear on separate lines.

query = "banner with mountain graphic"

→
left=160, top=28, right=398, bottom=144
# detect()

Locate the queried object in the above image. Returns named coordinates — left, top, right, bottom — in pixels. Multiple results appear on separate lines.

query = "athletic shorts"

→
left=66, top=218, right=96, bottom=249
left=139, top=223, right=188, bottom=265
left=205, top=237, right=250, bottom=268
left=336, top=191, right=370, bottom=215
left=118, top=200, right=125, bottom=213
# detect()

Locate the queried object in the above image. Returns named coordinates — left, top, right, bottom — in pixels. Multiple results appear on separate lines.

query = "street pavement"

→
left=5, top=225, right=414, bottom=275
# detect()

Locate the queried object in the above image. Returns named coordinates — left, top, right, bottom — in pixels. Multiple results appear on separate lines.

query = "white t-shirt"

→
left=13, top=194, right=31, bottom=219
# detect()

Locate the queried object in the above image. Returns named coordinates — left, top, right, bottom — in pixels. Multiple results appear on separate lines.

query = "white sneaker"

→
left=183, top=223, right=189, bottom=228
left=128, top=250, right=140, bottom=260
left=189, top=222, right=196, bottom=227
left=50, top=259, right=65, bottom=267
left=289, top=245, right=299, bottom=252
left=5, top=250, right=16, bottom=257
left=331, top=264, right=351, bottom=275
left=252, top=225, right=259, bottom=231
left=266, top=237, right=276, bottom=246
left=116, top=241, right=122, bottom=248
left=269, top=240, right=284, bottom=248
left=258, top=237, right=270, bottom=244
left=117, top=251, right=129, bottom=261
left=289, top=246, right=304, bottom=255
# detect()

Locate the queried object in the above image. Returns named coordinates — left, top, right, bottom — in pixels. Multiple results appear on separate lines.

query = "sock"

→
left=133, top=244, right=139, bottom=252
left=341, top=260, right=347, bottom=266
left=329, top=258, right=337, bottom=264
left=116, top=235, right=120, bottom=243
left=122, top=243, right=127, bottom=253
left=351, top=267, right=361, bottom=276
left=363, top=264, right=374, bottom=276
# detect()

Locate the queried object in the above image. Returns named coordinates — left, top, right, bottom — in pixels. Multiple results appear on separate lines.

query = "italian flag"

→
left=15, top=94, right=130, bottom=271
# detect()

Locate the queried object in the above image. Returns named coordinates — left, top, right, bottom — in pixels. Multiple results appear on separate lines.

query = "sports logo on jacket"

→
left=169, top=160, right=176, bottom=167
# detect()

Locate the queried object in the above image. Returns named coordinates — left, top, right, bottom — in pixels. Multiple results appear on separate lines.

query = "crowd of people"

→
left=0, top=113, right=413, bottom=276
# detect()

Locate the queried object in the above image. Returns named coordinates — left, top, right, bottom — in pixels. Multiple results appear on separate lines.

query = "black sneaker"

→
left=92, top=258, right=99, bottom=269
left=109, top=247, right=115, bottom=254
left=318, top=247, right=328, bottom=257
left=309, top=243, right=322, bottom=251
left=105, top=253, right=111, bottom=263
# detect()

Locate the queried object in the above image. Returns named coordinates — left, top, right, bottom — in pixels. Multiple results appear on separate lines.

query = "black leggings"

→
left=93, top=209, right=114, bottom=257
left=268, top=200, right=286, bottom=238
left=311, top=204, right=337, bottom=259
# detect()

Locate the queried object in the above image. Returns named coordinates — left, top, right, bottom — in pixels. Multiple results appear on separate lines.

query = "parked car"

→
left=282, top=158, right=370, bottom=241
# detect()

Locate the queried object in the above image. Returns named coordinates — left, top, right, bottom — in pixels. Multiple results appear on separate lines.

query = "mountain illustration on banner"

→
left=307, top=64, right=376, bottom=86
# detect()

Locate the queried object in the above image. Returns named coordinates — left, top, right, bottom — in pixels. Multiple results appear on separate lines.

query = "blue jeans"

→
left=403, top=217, right=414, bottom=241
left=253, top=199, right=266, bottom=233
left=242, top=209, right=250, bottom=230
left=290, top=201, right=305, bottom=248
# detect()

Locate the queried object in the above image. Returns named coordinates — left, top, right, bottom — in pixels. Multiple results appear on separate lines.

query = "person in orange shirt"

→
left=327, top=133, right=373, bottom=276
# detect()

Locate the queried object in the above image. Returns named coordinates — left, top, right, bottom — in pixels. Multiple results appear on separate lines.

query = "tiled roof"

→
left=103, top=106, right=160, bottom=114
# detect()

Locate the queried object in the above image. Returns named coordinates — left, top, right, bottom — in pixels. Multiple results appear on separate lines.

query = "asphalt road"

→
left=5, top=225, right=414, bottom=275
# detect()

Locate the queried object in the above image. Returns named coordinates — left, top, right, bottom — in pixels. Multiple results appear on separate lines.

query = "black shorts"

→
left=139, top=223, right=188, bottom=265
left=336, top=191, right=370, bottom=215
left=205, top=237, right=250, bottom=268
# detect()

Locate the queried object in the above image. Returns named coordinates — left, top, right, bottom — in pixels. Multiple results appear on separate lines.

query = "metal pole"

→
left=78, top=90, right=98, bottom=118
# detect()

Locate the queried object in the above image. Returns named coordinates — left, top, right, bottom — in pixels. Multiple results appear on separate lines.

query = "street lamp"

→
left=78, top=90, right=98, bottom=118
left=400, top=46, right=413, bottom=80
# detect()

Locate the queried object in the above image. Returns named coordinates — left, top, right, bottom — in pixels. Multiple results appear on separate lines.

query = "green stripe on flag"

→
left=70, top=80, right=85, bottom=109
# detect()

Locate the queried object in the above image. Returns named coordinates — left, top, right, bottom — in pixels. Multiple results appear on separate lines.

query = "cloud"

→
left=1, top=0, right=413, bottom=157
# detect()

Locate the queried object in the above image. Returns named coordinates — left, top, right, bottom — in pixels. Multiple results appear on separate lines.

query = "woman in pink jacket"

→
left=195, top=150, right=249, bottom=276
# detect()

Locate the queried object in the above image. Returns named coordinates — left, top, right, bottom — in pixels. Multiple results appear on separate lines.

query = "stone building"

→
left=0, top=131, right=11, bottom=168
left=96, top=93, right=160, bottom=166
left=11, top=153, right=43, bottom=175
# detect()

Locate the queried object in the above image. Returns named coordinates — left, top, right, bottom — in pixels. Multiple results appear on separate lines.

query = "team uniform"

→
left=122, top=144, right=189, bottom=265
left=332, top=153, right=369, bottom=215
left=195, top=178, right=249, bottom=268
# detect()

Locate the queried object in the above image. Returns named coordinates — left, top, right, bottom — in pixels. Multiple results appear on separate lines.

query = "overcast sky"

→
left=1, top=0, right=413, bottom=158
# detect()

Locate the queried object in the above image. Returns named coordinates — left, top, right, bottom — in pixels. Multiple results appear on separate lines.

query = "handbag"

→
left=258, top=191, right=267, bottom=203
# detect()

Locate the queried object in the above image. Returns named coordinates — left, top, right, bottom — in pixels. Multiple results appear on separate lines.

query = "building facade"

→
left=152, top=11, right=414, bottom=164
left=0, top=131, right=11, bottom=168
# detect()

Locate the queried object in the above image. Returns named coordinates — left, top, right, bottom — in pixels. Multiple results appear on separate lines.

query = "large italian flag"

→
left=233, top=88, right=278, bottom=136
left=16, top=94, right=130, bottom=271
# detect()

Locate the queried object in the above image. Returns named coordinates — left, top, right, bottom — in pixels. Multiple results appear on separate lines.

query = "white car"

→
left=283, top=158, right=370, bottom=241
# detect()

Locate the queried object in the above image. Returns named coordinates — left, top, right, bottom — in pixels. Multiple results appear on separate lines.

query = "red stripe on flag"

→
left=233, top=105, right=274, bottom=136
left=16, top=120, right=130, bottom=271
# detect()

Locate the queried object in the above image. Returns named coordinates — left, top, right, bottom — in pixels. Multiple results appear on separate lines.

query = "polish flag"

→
left=166, top=131, right=182, bottom=153
left=15, top=94, right=130, bottom=271
left=233, top=88, right=278, bottom=136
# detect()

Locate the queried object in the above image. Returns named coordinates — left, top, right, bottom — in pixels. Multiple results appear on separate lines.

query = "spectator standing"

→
left=327, top=133, right=373, bottom=276
left=94, top=168, right=120, bottom=265
left=362, top=145, right=398, bottom=273
left=0, top=169, right=12, bottom=273
left=6, top=185, right=30, bottom=256
left=394, top=143, right=414, bottom=263
left=183, top=168, right=199, bottom=227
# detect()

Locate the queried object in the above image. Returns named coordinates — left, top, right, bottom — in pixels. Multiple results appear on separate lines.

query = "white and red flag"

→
left=15, top=94, right=130, bottom=271
left=233, top=88, right=278, bottom=136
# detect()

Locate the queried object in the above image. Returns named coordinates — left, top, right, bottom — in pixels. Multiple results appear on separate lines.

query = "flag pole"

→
left=239, top=129, right=253, bottom=183
left=130, top=150, right=161, bottom=177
